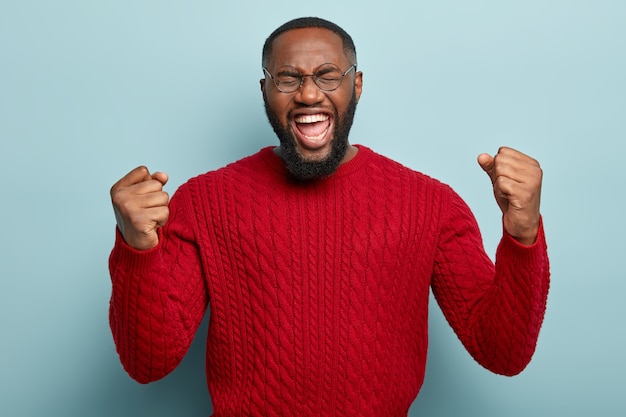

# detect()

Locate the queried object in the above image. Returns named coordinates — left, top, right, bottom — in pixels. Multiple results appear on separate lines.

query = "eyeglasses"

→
left=263, top=63, right=357, bottom=93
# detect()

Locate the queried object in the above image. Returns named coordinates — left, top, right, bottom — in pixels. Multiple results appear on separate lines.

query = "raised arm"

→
left=108, top=168, right=207, bottom=383
left=432, top=148, right=549, bottom=376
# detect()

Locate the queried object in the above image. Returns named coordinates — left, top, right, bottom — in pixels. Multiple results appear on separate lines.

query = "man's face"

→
left=261, top=27, right=363, bottom=180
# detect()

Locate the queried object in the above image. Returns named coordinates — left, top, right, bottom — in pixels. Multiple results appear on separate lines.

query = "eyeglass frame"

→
left=262, top=63, right=357, bottom=93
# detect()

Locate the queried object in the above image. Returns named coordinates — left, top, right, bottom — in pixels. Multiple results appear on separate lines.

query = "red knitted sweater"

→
left=109, top=145, right=549, bottom=416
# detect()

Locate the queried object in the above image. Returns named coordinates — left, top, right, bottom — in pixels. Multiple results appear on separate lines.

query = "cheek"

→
left=329, top=89, right=353, bottom=114
left=266, top=94, right=291, bottom=121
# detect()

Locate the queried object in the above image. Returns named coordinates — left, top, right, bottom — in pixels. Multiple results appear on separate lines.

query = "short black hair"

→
left=262, top=17, right=357, bottom=68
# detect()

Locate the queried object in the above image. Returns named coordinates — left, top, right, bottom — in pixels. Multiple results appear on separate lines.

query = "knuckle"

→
left=118, top=196, right=139, bottom=215
left=110, top=190, right=126, bottom=207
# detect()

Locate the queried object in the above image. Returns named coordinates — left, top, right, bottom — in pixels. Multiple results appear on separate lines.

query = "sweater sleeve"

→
left=108, top=185, right=208, bottom=383
left=431, top=186, right=550, bottom=376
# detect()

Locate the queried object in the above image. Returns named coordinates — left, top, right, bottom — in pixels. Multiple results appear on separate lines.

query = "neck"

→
left=341, top=144, right=358, bottom=164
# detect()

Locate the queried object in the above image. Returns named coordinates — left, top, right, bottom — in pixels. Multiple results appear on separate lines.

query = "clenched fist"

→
left=478, top=147, right=542, bottom=246
left=110, top=166, right=170, bottom=250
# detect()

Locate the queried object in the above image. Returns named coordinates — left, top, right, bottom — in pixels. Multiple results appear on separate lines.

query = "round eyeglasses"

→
left=263, top=63, right=357, bottom=93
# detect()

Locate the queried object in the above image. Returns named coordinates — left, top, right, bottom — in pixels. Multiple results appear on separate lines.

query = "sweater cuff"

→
left=110, top=227, right=164, bottom=274
left=499, top=216, right=547, bottom=259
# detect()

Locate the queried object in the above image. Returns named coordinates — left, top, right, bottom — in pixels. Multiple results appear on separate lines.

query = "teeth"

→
left=295, top=114, right=329, bottom=124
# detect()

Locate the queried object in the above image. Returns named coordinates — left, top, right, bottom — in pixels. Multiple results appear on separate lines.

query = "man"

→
left=109, top=17, right=549, bottom=416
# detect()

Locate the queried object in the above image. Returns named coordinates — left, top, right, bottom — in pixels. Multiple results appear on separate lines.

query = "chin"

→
left=295, top=145, right=334, bottom=163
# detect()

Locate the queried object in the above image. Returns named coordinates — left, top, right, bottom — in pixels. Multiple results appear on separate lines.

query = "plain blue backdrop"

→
left=1, top=1, right=624, bottom=416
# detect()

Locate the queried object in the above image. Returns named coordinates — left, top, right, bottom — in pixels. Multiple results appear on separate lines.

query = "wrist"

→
left=504, top=216, right=540, bottom=246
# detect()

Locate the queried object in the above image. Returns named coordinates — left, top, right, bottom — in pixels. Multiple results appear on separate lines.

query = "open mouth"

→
left=292, top=113, right=332, bottom=148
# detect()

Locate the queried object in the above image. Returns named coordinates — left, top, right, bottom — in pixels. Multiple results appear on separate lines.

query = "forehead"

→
left=267, top=27, right=348, bottom=71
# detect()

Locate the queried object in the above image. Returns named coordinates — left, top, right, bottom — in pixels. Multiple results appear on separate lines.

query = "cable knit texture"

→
left=109, top=145, right=550, bottom=417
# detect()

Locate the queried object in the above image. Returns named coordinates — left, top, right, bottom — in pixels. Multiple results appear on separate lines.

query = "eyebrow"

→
left=276, top=66, right=302, bottom=76
left=315, top=66, right=338, bottom=76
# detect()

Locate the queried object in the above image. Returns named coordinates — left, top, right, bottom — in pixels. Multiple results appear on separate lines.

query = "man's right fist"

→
left=110, top=166, right=170, bottom=250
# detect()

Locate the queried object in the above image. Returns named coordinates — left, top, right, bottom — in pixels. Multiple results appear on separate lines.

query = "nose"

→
left=295, top=75, right=325, bottom=105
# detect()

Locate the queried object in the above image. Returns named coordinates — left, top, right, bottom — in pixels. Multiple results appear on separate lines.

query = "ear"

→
left=354, top=71, right=363, bottom=102
left=260, top=78, right=266, bottom=95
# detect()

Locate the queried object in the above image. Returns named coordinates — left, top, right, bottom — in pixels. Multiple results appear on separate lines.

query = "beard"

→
left=263, top=92, right=358, bottom=181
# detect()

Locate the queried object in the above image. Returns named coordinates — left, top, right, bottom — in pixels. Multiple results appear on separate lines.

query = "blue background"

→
left=1, top=1, right=624, bottom=416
